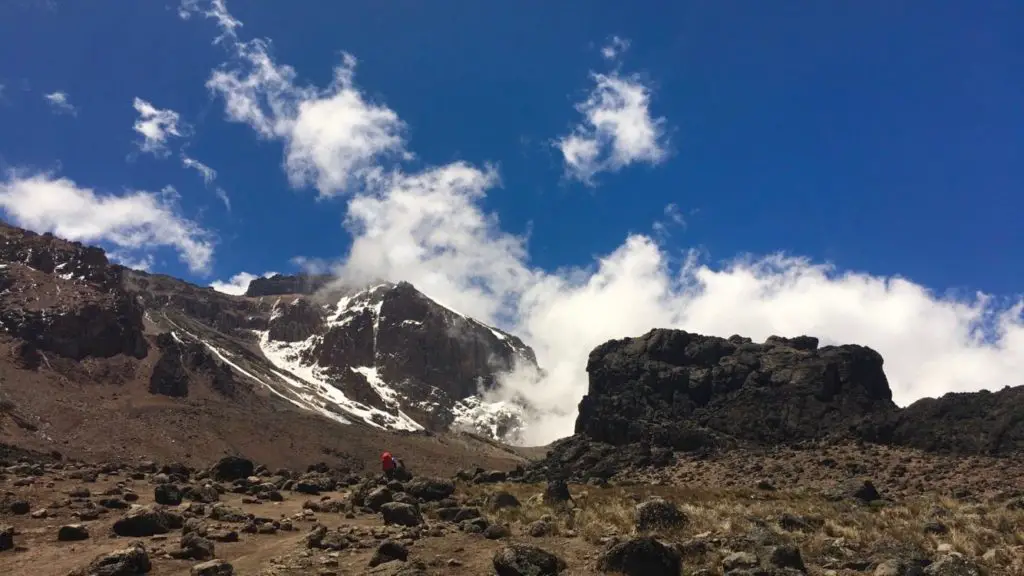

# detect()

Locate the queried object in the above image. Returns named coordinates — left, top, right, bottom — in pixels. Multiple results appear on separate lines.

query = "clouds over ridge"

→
left=188, top=0, right=1024, bottom=444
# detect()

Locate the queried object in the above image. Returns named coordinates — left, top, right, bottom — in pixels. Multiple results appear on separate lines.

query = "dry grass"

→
left=461, top=481, right=1024, bottom=573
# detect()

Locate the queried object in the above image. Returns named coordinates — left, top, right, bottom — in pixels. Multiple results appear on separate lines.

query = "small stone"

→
left=191, top=558, right=235, bottom=575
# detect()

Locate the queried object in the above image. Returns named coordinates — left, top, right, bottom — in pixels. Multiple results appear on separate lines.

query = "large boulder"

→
left=634, top=498, right=687, bottom=532
left=112, top=505, right=183, bottom=537
left=71, top=542, right=151, bottom=576
left=597, top=537, right=682, bottom=576
left=493, top=544, right=567, bottom=576
left=210, top=456, right=255, bottom=482
left=405, top=477, right=455, bottom=502
left=380, top=502, right=423, bottom=527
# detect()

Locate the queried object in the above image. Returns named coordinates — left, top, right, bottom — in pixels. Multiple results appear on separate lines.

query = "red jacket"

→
left=381, top=452, right=395, bottom=471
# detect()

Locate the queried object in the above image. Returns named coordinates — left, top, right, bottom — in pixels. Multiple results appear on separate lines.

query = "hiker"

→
left=381, top=451, right=398, bottom=480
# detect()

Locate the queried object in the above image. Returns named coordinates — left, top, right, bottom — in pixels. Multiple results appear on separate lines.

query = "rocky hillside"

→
left=0, top=221, right=539, bottom=470
left=531, top=329, right=1024, bottom=481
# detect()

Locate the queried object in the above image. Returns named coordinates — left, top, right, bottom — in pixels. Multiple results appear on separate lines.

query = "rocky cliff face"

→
left=149, top=332, right=238, bottom=398
left=531, top=328, right=1023, bottom=481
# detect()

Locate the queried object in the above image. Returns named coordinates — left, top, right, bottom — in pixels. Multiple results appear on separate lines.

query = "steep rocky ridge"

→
left=531, top=328, right=1024, bottom=481
left=0, top=221, right=536, bottom=473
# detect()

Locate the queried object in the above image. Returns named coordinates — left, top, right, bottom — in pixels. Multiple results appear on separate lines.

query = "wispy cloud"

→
left=601, top=35, right=630, bottom=60
left=181, top=154, right=230, bottom=210
left=182, top=0, right=408, bottom=198
left=43, top=91, right=77, bottom=116
left=652, top=202, right=687, bottom=239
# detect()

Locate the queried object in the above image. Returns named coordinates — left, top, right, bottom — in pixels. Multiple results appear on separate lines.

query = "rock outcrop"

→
left=858, top=385, right=1024, bottom=456
left=245, top=273, right=333, bottom=297
left=577, top=330, right=895, bottom=449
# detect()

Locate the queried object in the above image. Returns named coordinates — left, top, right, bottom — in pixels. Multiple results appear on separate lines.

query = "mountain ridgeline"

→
left=0, top=220, right=1021, bottom=478
left=0, top=222, right=540, bottom=471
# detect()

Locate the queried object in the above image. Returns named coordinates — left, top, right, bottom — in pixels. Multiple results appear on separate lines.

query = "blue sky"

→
left=1, top=0, right=1022, bottom=436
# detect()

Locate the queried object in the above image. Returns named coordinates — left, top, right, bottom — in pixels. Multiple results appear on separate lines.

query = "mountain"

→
left=0, top=221, right=537, bottom=471
left=529, top=328, right=1024, bottom=481
left=248, top=278, right=537, bottom=437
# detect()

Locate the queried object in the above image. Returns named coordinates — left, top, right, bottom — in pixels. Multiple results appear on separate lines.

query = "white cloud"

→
left=181, top=154, right=230, bottom=210
left=43, top=91, right=77, bottom=115
left=179, top=0, right=241, bottom=44
left=186, top=3, right=1024, bottom=446
left=210, top=270, right=277, bottom=295
left=0, top=171, right=214, bottom=273
left=183, top=0, right=407, bottom=198
left=556, top=38, right=668, bottom=185
left=290, top=256, right=335, bottom=275
left=132, top=98, right=187, bottom=156
left=601, top=36, right=630, bottom=60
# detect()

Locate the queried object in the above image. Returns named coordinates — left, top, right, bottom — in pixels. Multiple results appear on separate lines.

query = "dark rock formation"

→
left=530, top=328, right=1024, bottom=481
left=578, top=330, right=895, bottom=449
left=597, top=536, right=682, bottom=576
left=245, top=273, right=333, bottom=297
left=493, top=544, right=567, bottom=576
left=210, top=456, right=255, bottom=482
left=528, top=329, right=902, bottom=481
left=858, top=385, right=1024, bottom=456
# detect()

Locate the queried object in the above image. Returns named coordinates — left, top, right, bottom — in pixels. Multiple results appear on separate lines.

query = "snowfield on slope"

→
left=257, top=330, right=423, bottom=431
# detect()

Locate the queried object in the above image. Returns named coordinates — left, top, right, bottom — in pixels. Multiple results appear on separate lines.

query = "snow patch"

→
left=258, top=330, right=422, bottom=431
left=199, top=336, right=351, bottom=425
left=452, top=396, right=526, bottom=442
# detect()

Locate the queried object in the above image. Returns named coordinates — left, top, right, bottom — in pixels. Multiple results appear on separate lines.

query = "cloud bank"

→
left=189, top=1, right=1024, bottom=445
